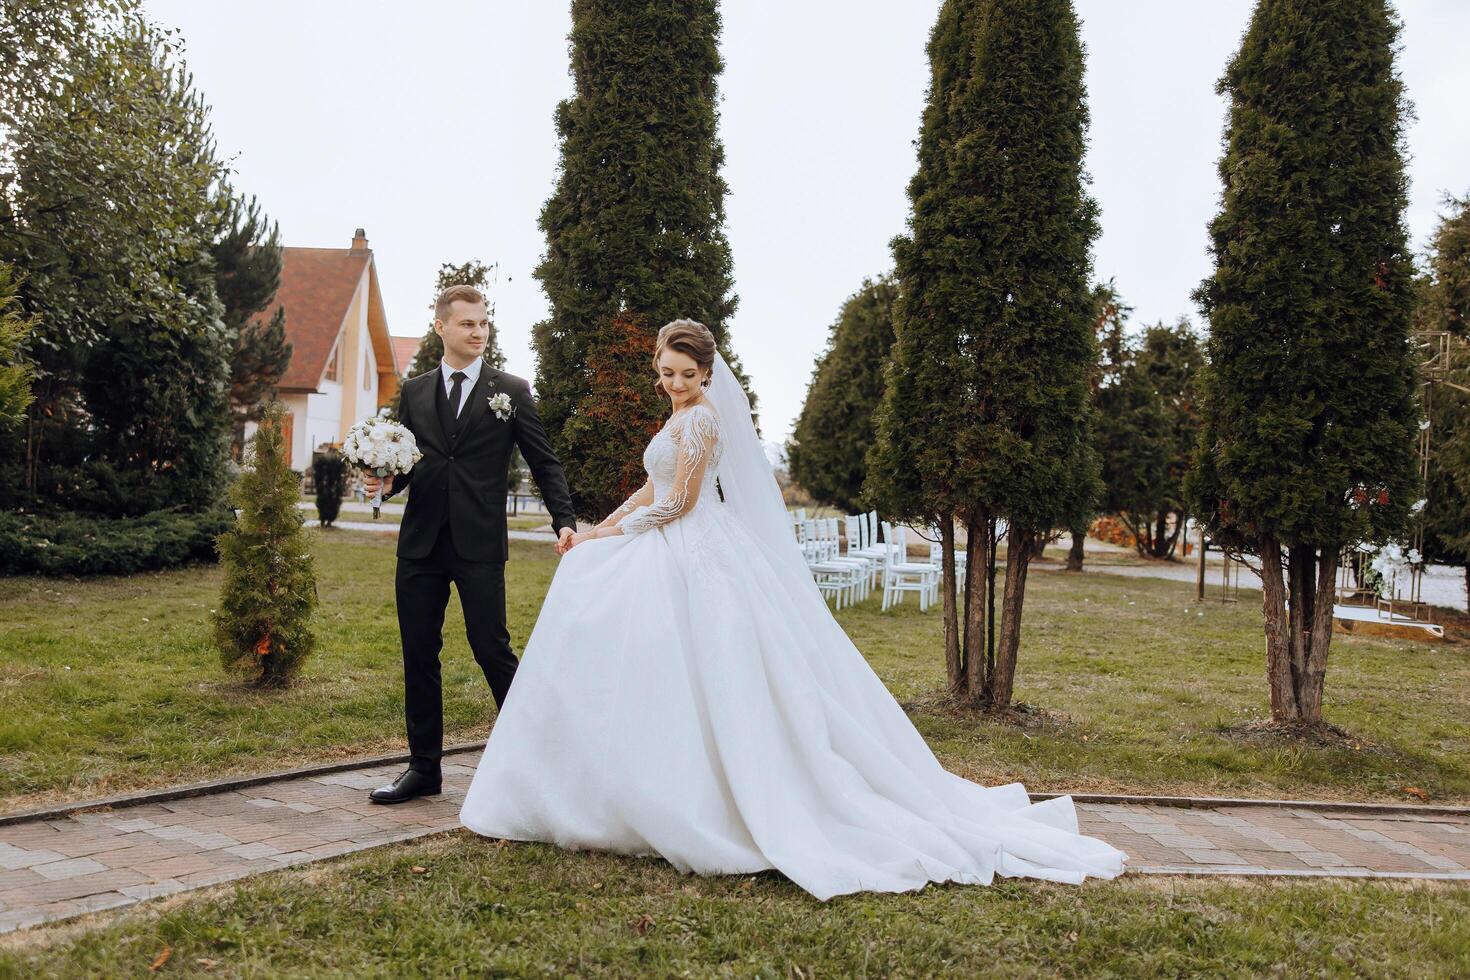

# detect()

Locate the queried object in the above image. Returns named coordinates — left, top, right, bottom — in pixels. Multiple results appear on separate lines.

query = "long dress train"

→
left=460, top=395, right=1126, bottom=900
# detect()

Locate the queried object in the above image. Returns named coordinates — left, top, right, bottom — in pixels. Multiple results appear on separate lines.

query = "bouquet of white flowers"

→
left=341, top=412, right=422, bottom=518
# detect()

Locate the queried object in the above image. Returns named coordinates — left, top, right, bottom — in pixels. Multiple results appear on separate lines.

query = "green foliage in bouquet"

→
left=213, top=402, right=317, bottom=687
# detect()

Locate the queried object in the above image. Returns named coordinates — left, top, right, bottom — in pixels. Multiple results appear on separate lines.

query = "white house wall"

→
left=304, top=377, right=343, bottom=459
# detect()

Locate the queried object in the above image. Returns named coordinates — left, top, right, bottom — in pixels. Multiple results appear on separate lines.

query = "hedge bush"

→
left=0, top=507, right=232, bottom=577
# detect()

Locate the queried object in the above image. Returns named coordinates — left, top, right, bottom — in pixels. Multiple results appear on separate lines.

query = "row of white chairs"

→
left=791, top=509, right=964, bottom=613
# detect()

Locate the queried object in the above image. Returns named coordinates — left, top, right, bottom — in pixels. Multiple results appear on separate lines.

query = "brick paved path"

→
left=2, top=754, right=1467, bottom=933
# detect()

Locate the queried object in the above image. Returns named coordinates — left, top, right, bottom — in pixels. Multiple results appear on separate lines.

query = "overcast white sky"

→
left=145, top=1, right=1470, bottom=443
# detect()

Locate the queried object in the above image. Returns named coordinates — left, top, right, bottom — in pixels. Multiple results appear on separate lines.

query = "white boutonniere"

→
left=488, top=392, right=515, bottom=421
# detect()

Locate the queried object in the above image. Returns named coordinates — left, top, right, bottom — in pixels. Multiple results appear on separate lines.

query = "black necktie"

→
left=448, top=371, right=467, bottom=419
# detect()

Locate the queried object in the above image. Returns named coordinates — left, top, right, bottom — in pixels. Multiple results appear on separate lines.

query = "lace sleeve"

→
left=599, top=480, right=652, bottom=530
left=619, top=407, right=719, bottom=536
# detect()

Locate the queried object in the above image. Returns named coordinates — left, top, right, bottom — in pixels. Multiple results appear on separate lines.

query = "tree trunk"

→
left=1288, top=543, right=1314, bottom=711
left=1153, top=510, right=1168, bottom=558
left=1258, top=536, right=1299, bottom=722
left=1065, top=528, right=1085, bottom=571
left=985, top=515, right=998, bottom=703
left=1124, top=513, right=1147, bottom=556
left=963, top=506, right=989, bottom=705
left=1298, top=547, right=1339, bottom=723
left=990, top=523, right=1035, bottom=711
left=939, top=515, right=963, bottom=697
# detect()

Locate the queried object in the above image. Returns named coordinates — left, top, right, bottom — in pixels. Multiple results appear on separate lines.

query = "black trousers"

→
left=395, top=522, right=516, bottom=774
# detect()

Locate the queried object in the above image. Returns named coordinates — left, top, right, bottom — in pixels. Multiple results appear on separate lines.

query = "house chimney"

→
left=351, top=228, right=369, bottom=251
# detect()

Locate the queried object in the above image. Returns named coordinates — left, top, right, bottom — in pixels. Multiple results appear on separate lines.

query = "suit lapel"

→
left=413, top=373, right=448, bottom=453
left=457, top=368, right=493, bottom=436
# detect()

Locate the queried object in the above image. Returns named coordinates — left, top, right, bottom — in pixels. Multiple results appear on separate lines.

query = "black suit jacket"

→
left=385, top=367, right=577, bottom=562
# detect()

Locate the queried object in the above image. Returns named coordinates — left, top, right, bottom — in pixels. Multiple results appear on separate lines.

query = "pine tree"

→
left=868, top=0, right=1099, bottom=711
left=788, top=277, right=897, bottom=513
left=213, top=401, right=317, bottom=687
left=1186, top=0, right=1420, bottom=727
left=212, top=190, right=291, bottom=454
left=532, top=0, right=754, bottom=520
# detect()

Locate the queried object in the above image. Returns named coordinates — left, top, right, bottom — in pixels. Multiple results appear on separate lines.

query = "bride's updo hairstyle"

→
left=653, top=318, right=717, bottom=389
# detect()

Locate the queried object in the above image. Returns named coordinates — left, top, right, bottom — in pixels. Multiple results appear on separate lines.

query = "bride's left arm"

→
left=612, top=409, right=719, bottom=538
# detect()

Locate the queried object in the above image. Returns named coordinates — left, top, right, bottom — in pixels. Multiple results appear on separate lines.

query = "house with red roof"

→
left=392, top=334, right=423, bottom=377
left=251, top=229, right=399, bottom=467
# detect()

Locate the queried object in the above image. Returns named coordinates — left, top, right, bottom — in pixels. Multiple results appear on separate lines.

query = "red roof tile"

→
left=265, top=247, right=371, bottom=392
left=392, top=335, right=423, bottom=376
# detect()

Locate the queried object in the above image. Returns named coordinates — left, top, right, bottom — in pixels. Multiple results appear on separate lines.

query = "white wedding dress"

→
left=460, top=355, right=1126, bottom=900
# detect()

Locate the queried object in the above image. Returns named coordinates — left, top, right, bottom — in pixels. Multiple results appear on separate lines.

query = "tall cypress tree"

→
left=789, top=276, right=897, bottom=513
left=868, top=0, right=1099, bottom=711
left=1186, top=0, right=1420, bottom=727
left=533, top=0, right=751, bottom=519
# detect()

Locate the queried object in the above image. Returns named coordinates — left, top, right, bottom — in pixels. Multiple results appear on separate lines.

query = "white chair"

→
left=803, top=518, right=865, bottom=609
left=824, top=517, right=873, bottom=603
left=851, top=510, right=887, bottom=587
left=881, top=522, right=940, bottom=612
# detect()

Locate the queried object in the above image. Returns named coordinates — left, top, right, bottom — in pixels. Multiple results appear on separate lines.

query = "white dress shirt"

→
left=439, top=357, right=483, bottom=418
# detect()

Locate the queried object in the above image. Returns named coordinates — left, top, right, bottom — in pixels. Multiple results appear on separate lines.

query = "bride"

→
left=460, top=319, right=1125, bottom=900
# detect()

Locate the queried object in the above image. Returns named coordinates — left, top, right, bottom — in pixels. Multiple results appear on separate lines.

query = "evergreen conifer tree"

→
left=1186, top=0, right=1420, bottom=726
left=212, top=190, right=291, bottom=454
left=868, top=0, right=1099, bottom=711
left=789, top=277, right=898, bottom=513
left=1066, top=281, right=1132, bottom=570
left=1420, top=198, right=1470, bottom=596
left=213, top=401, right=317, bottom=687
left=532, top=0, right=754, bottom=519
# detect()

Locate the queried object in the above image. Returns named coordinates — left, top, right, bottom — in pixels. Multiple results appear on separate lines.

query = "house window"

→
left=324, top=339, right=341, bottom=382
left=364, top=352, right=373, bottom=390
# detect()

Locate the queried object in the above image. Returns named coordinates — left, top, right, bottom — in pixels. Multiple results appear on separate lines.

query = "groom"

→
left=362, top=284, right=577, bottom=804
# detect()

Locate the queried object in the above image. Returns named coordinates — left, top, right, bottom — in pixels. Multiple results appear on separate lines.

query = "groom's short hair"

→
left=434, top=285, right=487, bottom=323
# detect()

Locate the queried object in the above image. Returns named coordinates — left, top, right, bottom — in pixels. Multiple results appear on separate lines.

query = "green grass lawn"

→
left=2, top=533, right=1467, bottom=813
left=1, top=834, right=1466, bottom=977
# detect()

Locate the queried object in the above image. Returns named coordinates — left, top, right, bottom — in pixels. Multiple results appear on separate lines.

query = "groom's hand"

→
left=362, top=471, right=384, bottom=496
left=555, top=527, right=575, bottom=555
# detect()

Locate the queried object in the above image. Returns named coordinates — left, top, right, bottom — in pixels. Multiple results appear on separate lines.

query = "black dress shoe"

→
left=369, top=769, right=442, bottom=805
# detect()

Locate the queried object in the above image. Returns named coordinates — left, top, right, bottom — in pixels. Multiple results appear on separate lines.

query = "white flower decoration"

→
left=488, top=391, right=515, bottom=421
